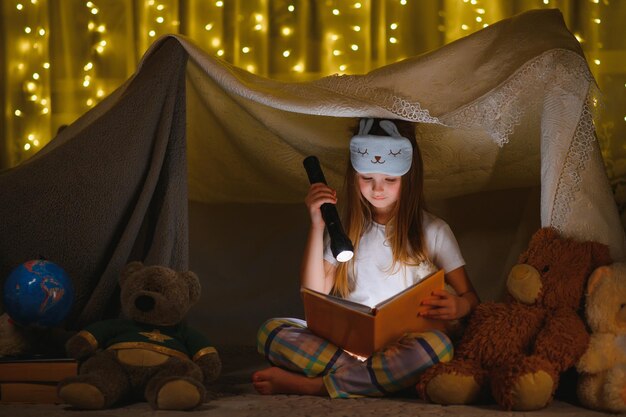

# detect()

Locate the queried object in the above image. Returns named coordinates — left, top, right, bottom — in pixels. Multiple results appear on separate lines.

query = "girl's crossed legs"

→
left=253, top=317, right=452, bottom=398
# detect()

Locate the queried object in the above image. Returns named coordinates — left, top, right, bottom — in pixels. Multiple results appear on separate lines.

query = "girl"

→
left=253, top=118, right=479, bottom=398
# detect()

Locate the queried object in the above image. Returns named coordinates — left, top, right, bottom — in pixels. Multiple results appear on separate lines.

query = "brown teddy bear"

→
left=57, top=262, right=221, bottom=410
left=577, top=262, right=626, bottom=413
left=417, top=227, right=612, bottom=411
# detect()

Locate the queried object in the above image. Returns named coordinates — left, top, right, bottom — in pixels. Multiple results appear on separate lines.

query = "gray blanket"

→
left=0, top=39, right=188, bottom=328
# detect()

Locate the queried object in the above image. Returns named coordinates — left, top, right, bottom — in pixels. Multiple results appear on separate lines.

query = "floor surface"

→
left=0, top=347, right=618, bottom=417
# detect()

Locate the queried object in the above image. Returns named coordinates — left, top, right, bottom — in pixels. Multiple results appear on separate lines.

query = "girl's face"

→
left=357, top=173, right=402, bottom=213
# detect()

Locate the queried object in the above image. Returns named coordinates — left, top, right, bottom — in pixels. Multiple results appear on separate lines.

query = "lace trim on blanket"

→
left=550, top=100, right=597, bottom=232
left=311, top=74, right=441, bottom=124
left=440, top=49, right=594, bottom=146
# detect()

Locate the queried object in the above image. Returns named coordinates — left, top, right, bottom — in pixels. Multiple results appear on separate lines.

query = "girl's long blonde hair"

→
left=331, top=119, right=427, bottom=298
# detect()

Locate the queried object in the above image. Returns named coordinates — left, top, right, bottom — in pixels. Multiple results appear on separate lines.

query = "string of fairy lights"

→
left=3, top=0, right=623, bottom=167
left=11, top=0, right=50, bottom=153
left=84, top=1, right=108, bottom=108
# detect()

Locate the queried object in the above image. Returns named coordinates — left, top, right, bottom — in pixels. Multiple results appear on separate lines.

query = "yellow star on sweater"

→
left=139, top=329, right=173, bottom=343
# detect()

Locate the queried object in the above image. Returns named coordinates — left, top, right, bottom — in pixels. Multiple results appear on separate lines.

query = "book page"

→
left=301, top=287, right=374, bottom=315
left=373, top=269, right=440, bottom=311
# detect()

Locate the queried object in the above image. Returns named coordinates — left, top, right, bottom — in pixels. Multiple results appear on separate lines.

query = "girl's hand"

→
left=305, top=183, right=337, bottom=228
left=420, top=289, right=471, bottom=320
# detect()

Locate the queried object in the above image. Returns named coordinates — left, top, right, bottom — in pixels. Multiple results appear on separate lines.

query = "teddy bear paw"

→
left=425, top=373, right=481, bottom=405
left=509, top=370, right=553, bottom=411
left=155, top=378, right=205, bottom=410
left=58, top=382, right=106, bottom=409
left=602, top=366, right=626, bottom=412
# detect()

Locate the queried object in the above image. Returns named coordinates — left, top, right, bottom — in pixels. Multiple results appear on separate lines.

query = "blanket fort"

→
left=0, top=9, right=623, bottom=329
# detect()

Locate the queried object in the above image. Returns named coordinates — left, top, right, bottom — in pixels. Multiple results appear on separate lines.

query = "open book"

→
left=301, top=269, right=446, bottom=357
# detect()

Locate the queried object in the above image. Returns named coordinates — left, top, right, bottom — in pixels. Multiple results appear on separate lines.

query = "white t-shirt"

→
left=324, top=211, right=465, bottom=307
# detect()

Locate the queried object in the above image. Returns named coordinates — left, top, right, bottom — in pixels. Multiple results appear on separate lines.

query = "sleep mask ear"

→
left=349, top=119, right=413, bottom=176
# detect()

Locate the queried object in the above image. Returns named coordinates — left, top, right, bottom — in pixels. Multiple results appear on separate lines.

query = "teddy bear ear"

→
left=119, top=261, right=144, bottom=285
left=182, top=271, right=201, bottom=304
left=587, top=265, right=610, bottom=295
left=589, top=241, right=612, bottom=270
left=530, top=227, right=560, bottom=247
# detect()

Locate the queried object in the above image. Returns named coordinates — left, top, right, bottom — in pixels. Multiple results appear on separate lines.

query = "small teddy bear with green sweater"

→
left=57, top=262, right=221, bottom=410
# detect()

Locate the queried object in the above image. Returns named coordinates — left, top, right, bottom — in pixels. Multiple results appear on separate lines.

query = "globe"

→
left=3, top=259, right=74, bottom=327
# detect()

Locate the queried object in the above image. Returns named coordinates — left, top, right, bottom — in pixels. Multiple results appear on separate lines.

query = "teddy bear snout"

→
left=507, top=263, right=542, bottom=304
left=134, top=294, right=155, bottom=312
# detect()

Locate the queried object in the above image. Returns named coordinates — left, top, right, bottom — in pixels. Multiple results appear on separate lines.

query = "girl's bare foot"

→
left=252, top=367, right=327, bottom=396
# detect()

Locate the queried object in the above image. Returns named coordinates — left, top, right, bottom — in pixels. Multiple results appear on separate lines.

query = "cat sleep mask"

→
left=349, top=119, right=413, bottom=176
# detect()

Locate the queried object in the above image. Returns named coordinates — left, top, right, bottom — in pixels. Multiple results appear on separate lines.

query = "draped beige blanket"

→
left=0, top=9, right=623, bottom=328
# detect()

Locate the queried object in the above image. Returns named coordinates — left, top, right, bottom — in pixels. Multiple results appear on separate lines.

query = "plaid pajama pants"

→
left=257, top=317, right=453, bottom=398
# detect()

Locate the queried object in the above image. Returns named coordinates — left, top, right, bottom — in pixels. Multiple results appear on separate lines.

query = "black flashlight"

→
left=303, top=156, right=354, bottom=263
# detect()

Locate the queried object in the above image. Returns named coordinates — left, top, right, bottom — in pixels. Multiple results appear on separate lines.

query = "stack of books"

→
left=0, top=355, right=77, bottom=404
